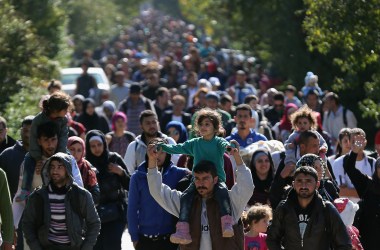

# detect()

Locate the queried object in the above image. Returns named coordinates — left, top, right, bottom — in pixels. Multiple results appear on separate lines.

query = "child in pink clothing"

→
left=243, top=204, right=272, bottom=250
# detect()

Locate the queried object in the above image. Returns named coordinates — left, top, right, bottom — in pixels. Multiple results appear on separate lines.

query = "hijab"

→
left=165, top=121, right=188, bottom=143
left=279, top=103, right=298, bottom=131
left=249, top=149, right=274, bottom=191
left=85, top=130, right=109, bottom=173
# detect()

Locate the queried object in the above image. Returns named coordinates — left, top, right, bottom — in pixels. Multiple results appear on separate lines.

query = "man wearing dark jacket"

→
left=0, top=116, right=33, bottom=199
left=267, top=166, right=351, bottom=250
left=23, top=153, right=100, bottom=250
left=0, top=116, right=16, bottom=154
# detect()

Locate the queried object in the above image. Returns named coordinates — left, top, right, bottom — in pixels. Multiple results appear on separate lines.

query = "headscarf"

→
left=85, top=130, right=109, bottom=173
left=279, top=103, right=298, bottom=131
left=249, top=149, right=274, bottom=192
left=111, top=111, right=127, bottom=132
left=165, top=121, right=188, bottom=143
left=296, top=153, right=326, bottom=178
left=67, top=136, right=97, bottom=189
left=67, top=136, right=86, bottom=167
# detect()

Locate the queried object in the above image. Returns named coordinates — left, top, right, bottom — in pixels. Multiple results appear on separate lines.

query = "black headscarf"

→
left=85, top=129, right=109, bottom=173
left=249, top=149, right=274, bottom=192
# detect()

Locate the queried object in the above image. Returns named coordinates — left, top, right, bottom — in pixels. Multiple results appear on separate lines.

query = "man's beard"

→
left=297, top=189, right=314, bottom=199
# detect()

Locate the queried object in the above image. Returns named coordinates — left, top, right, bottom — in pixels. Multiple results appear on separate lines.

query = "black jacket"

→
left=343, top=151, right=380, bottom=250
left=267, top=189, right=351, bottom=250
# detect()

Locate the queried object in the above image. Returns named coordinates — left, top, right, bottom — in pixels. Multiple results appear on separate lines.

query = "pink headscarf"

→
left=111, top=111, right=127, bottom=131
left=67, top=136, right=85, bottom=166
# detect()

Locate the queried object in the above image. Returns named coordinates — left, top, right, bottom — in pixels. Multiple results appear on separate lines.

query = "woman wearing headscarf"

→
left=248, top=149, right=274, bottom=205
left=165, top=121, right=188, bottom=144
left=106, top=112, right=135, bottom=157
left=85, top=130, right=130, bottom=250
left=275, top=103, right=298, bottom=142
left=76, top=98, right=110, bottom=134
left=67, top=136, right=100, bottom=204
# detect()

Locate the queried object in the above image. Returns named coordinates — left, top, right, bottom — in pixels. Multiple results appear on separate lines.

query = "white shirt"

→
left=333, top=153, right=375, bottom=188
left=172, top=115, right=182, bottom=123
left=200, top=199, right=212, bottom=250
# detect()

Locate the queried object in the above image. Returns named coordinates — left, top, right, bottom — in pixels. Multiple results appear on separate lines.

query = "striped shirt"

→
left=47, top=184, right=70, bottom=245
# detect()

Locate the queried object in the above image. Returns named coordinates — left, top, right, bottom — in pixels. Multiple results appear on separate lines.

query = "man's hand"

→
left=351, top=134, right=366, bottom=154
left=108, top=163, right=124, bottom=176
left=281, top=163, right=296, bottom=178
left=147, top=143, right=159, bottom=169
left=228, top=140, right=243, bottom=165
left=133, top=241, right=138, bottom=249
left=35, top=160, right=43, bottom=175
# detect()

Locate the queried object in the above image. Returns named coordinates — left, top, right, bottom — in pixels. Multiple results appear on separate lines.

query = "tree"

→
left=303, top=0, right=380, bottom=142
left=0, top=1, right=58, bottom=112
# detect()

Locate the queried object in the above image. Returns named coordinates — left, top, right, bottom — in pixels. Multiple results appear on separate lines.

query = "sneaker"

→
left=170, top=221, right=192, bottom=244
left=221, top=215, right=234, bottom=237
left=15, top=189, right=30, bottom=202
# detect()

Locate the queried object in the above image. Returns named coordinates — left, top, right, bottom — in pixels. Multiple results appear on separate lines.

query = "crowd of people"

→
left=1, top=8, right=380, bottom=250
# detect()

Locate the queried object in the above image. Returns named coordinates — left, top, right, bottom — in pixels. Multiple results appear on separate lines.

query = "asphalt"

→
left=122, top=228, right=134, bottom=249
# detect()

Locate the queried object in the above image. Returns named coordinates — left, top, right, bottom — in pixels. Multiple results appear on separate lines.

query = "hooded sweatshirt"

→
left=23, top=152, right=101, bottom=250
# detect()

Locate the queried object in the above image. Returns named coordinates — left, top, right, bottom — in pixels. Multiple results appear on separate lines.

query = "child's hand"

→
left=319, top=147, right=327, bottom=153
left=35, top=160, right=43, bottom=175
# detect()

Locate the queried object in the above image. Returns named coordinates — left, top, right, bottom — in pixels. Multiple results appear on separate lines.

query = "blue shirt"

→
left=226, top=129, right=267, bottom=148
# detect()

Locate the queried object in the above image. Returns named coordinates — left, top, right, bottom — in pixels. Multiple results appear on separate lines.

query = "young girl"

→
left=16, top=91, right=71, bottom=201
left=157, top=108, right=235, bottom=244
left=284, top=105, right=327, bottom=167
left=243, top=204, right=272, bottom=250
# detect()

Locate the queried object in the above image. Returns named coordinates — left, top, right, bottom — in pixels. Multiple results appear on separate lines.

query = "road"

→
left=122, top=228, right=134, bottom=249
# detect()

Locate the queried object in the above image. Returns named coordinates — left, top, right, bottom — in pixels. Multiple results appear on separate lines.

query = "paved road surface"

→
left=122, top=228, right=134, bottom=249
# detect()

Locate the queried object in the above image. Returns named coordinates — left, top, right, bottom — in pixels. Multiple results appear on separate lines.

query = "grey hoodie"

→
left=23, top=153, right=101, bottom=250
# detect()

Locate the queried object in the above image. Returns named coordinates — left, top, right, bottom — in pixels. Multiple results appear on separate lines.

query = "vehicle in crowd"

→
left=60, top=67, right=110, bottom=96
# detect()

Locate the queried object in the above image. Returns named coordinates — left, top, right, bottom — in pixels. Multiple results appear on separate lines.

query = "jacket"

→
left=0, top=140, right=27, bottom=199
left=266, top=189, right=351, bottom=250
left=182, top=195, right=244, bottom=250
left=127, top=161, right=188, bottom=242
left=22, top=153, right=101, bottom=250
left=124, top=132, right=179, bottom=175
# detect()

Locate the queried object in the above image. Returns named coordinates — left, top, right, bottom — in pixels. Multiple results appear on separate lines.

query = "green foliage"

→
left=11, top=0, right=68, bottom=59
left=65, top=0, right=139, bottom=55
left=1, top=77, right=46, bottom=139
left=0, top=1, right=58, bottom=111
left=303, top=0, right=380, bottom=129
